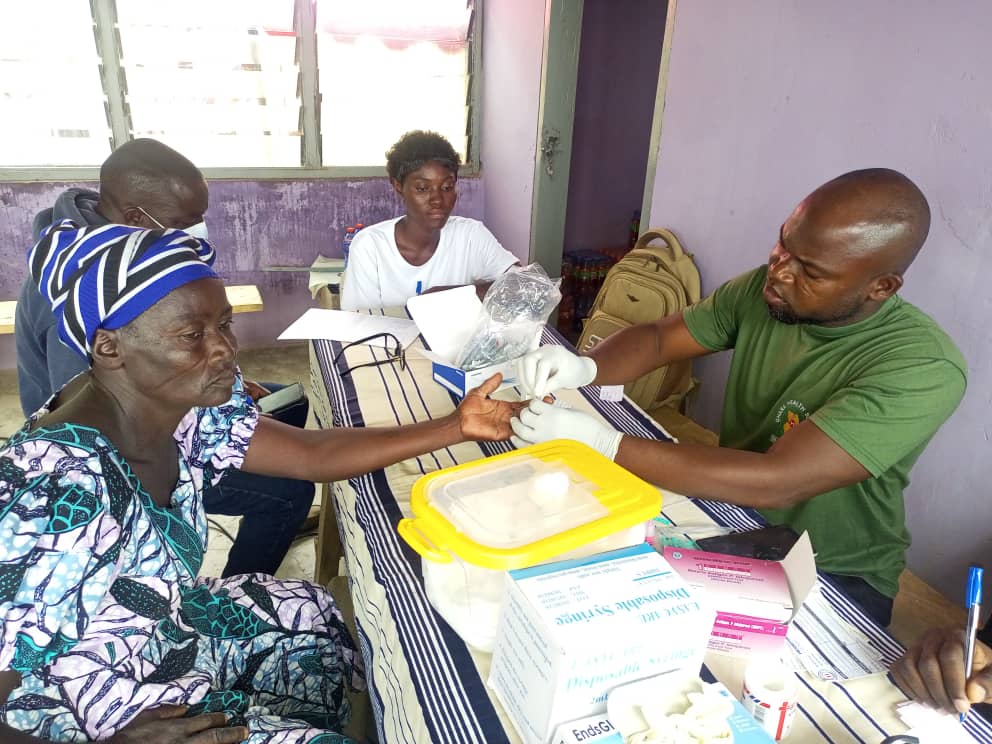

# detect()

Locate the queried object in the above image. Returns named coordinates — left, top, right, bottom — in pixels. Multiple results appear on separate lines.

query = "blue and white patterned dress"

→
left=0, top=375, right=364, bottom=743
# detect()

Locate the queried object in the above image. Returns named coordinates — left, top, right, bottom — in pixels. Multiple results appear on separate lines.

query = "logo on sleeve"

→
left=770, top=399, right=809, bottom=443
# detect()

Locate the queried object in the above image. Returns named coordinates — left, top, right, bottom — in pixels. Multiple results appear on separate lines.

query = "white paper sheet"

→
left=895, top=700, right=975, bottom=743
left=278, top=308, right=421, bottom=347
left=406, top=286, right=482, bottom=361
left=784, top=585, right=888, bottom=680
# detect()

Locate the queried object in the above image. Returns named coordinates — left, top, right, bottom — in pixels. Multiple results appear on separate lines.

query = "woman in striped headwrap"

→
left=0, top=221, right=520, bottom=743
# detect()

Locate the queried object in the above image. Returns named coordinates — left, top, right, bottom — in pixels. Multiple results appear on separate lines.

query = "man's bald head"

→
left=97, top=139, right=208, bottom=230
left=765, top=169, right=931, bottom=327
left=797, top=168, right=930, bottom=275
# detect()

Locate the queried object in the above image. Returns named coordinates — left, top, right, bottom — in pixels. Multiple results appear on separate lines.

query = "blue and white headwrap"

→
left=30, top=219, right=219, bottom=359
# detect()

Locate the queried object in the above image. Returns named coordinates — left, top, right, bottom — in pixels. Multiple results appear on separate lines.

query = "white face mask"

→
left=134, top=206, right=208, bottom=242
left=182, top=220, right=209, bottom=241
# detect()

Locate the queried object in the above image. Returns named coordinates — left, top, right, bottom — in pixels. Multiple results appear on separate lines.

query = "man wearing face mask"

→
left=17, top=138, right=211, bottom=414
left=15, top=137, right=316, bottom=579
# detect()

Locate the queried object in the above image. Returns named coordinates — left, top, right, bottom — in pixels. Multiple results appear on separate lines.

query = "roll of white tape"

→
left=740, top=659, right=799, bottom=741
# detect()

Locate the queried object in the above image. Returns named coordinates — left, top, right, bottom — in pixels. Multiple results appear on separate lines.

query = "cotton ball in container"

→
left=528, top=469, right=570, bottom=509
left=629, top=684, right=735, bottom=744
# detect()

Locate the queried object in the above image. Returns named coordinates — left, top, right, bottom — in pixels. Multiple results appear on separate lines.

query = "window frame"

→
left=0, top=0, right=482, bottom=181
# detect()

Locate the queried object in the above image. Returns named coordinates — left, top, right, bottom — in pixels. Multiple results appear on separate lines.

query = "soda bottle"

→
left=578, top=257, right=593, bottom=319
left=342, top=226, right=356, bottom=265
left=560, top=253, right=574, bottom=297
left=629, top=210, right=641, bottom=248
left=572, top=258, right=586, bottom=330
left=557, top=293, right=574, bottom=334
left=589, top=257, right=600, bottom=298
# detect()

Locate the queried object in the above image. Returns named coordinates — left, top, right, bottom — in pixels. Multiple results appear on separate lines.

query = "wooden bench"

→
left=0, top=301, right=16, bottom=334
left=224, top=284, right=264, bottom=314
left=0, top=285, right=263, bottom=335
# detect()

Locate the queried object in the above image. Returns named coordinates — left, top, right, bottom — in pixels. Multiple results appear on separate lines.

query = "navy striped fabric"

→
left=30, top=220, right=217, bottom=358
left=314, top=339, right=505, bottom=743
left=312, top=323, right=992, bottom=744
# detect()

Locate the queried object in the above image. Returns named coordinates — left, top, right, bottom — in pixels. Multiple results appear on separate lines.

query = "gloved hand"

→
left=510, top=399, right=624, bottom=460
left=516, top=346, right=597, bottom=399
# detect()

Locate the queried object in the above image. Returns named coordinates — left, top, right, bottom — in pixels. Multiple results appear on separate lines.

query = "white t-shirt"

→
left=340, top=216, right=518, bottom=311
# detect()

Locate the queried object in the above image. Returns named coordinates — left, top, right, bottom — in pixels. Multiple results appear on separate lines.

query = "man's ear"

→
left=121, top=206, right=149, bottom=227
left=868, top=273, right=903, bottom=302
left=90, top=329, right=125, bottom=370
left=390, top=177, right=404, bottom=196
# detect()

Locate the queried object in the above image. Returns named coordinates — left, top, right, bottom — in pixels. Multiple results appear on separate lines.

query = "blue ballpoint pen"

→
left=962, top=565, right=984, bottom=722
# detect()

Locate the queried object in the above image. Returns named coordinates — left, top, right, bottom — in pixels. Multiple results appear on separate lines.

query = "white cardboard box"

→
left=406, top=285, right=536, bottom=396
left=488, top=543, right=714, bottom=744
left=663, top=531, right=817, bottom=657
left=551, top=714, right=623, bottom=744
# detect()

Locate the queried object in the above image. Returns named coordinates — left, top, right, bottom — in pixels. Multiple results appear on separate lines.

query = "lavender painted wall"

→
left=480, top=0, right=547, bottom=262
left=564, top=0, right=665, bottom=252
left=646, top=1, right=992, bottom=597
left=0, top=177, right=483, bottom=365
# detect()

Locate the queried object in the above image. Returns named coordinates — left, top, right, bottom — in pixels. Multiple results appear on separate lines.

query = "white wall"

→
left=646, top=0, right=992, bottom=600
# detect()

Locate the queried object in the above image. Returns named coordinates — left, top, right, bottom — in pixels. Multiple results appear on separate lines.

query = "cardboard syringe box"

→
left=488, top=543, right=713, bottom=744
left=407, top=285, right=537, bottom=397
left=663, top=531, right=817, bottom=657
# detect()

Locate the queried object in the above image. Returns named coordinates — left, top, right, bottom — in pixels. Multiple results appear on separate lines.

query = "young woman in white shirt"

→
left=340, top=130, right=519, bottom=311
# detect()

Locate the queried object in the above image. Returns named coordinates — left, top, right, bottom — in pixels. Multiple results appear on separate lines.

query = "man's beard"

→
left=766, top=298, right=865, bottom=326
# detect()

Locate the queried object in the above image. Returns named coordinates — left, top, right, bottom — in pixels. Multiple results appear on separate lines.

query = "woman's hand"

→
left=456, top=374, right=526, bottom=442
left=106, top=705, right=248, bottom=744
left=242, top=380, right=271, bottom=402
left=891, top=626, right=992, bottom=716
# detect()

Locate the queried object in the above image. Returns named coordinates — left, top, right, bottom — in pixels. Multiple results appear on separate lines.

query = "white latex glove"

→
left=516, top=346, right=597, bottom=399
left=510, top=399, right=624, bottom=460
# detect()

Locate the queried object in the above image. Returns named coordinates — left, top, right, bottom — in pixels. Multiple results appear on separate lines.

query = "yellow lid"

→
left=397, top=440, right=661, bottom=570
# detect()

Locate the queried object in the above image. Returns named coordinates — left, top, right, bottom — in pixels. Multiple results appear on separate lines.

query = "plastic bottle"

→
left=557, top=253, right=575, bottom=334
left=629, top=210, right=641, bottom=248
left=557, top=292, right=574, bottom=334
left=577, top=258, right=592, bottom=321
left=572, top=270, right=585, bottom=332
left=560, top=253, right=574, bottom=296
left=342, top=226, right=355, bottom=265
left=570, top=258, right=584, bottom=333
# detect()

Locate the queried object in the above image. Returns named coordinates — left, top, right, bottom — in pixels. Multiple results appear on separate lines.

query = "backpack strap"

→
left=634, top=228, right=685, bottom=259
left=633, top=228, right=701, bottom=304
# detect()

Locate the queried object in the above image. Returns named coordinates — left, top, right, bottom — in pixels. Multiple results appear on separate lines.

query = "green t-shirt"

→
left=683, top=266, right=967, bottom=597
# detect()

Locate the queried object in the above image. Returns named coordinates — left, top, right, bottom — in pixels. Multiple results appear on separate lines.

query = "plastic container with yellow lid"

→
left=397, top=440, right=662, bottom=651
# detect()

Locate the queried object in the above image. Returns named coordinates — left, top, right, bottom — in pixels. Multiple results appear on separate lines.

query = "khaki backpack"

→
left=577, top=228, right=701, bottom=414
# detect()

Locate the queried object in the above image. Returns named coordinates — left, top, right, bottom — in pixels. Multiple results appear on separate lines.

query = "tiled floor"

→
left=0, top=342, right=319, bottom=583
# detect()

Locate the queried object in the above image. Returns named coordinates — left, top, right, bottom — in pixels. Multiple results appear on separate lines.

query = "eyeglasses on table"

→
left=332, top=332, right=407, bottom=378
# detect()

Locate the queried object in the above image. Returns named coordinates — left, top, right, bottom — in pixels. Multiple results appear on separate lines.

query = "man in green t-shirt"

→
left=511, top=168, right=967, bottom=626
